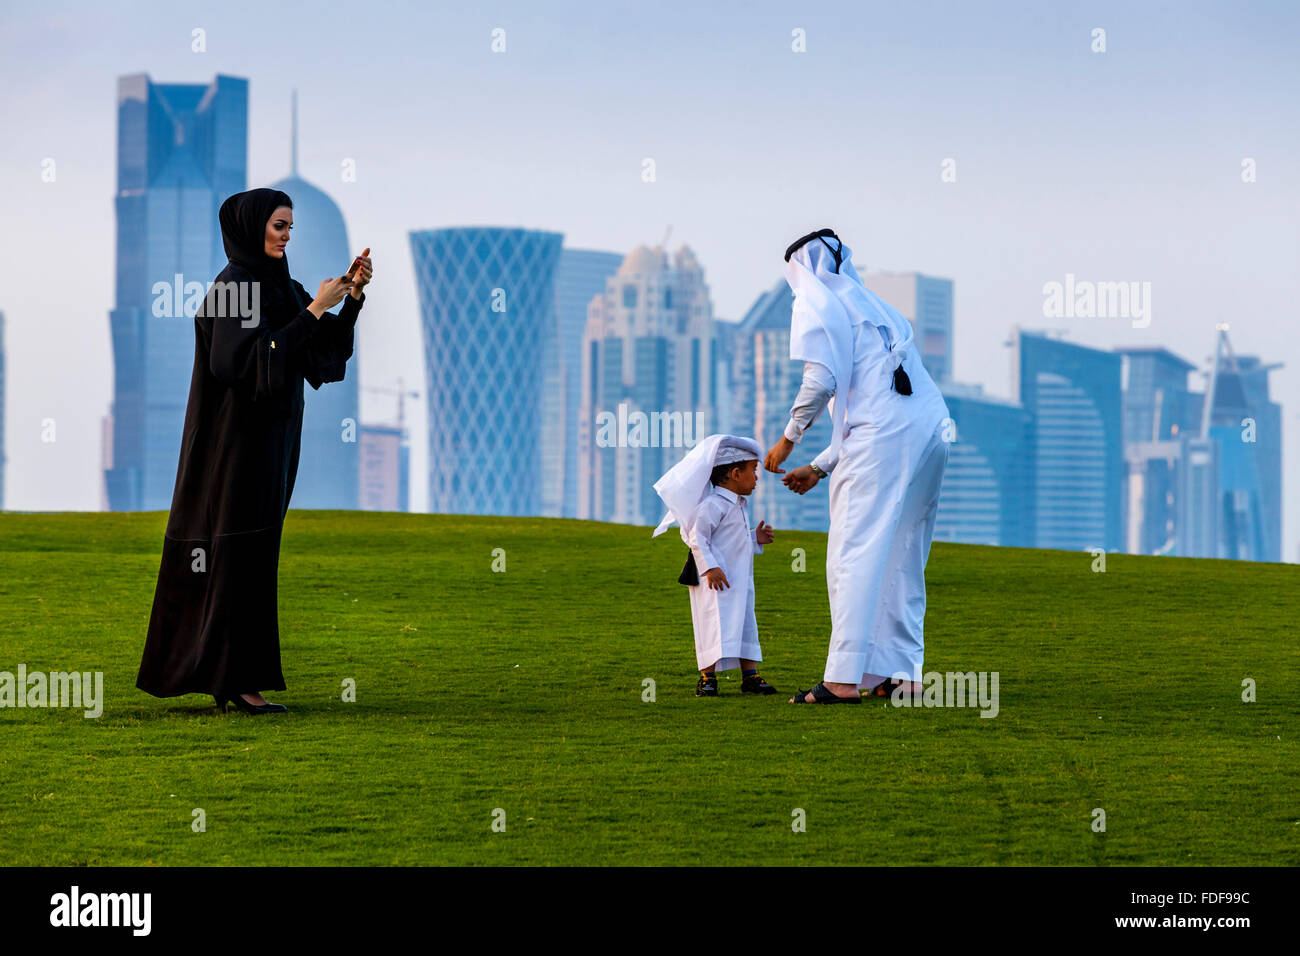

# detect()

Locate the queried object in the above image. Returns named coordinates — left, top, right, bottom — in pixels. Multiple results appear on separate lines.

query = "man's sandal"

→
left=790, top=681, right=861, bottom=704
left=863, top=680, right=896, bottom=699
left=865, top=679, right=924, bottom=702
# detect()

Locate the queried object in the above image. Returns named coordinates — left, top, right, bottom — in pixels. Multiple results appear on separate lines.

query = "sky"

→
left=0, top=0, right=1296, bottom=558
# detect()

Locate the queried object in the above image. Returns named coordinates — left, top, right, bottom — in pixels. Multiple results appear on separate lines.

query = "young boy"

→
left=652, top=435, right=778, bottom=697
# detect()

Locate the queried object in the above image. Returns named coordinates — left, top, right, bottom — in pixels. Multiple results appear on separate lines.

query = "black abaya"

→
left=136, top=188, right=364, bottom=701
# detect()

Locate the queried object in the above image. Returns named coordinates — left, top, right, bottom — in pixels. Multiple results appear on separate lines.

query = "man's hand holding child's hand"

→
left=783, top=465, right=820, bottom=495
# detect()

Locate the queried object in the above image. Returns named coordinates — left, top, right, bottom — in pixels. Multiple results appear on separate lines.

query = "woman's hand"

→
left=782, top=465, right=821, bottom=495
left=764, top=436, right=794, bottom=473
left=308, top=276, right=351, bottom=318
left=348, top=248, right=373, bottom=300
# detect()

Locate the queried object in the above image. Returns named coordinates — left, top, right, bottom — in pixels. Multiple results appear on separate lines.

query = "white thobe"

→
left=785, top=321, right=950, bottom=685
left=684, top=486, right=765, bottom=672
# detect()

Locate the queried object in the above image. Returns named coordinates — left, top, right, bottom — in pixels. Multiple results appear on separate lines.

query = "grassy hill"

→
left=0, top=510, right=1296, bottom=866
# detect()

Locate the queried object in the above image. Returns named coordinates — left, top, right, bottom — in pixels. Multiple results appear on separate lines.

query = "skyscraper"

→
left=861, top=271, right=954, bottom=384
left=934, top=382, right=1033, bottom=547
left=1201, top=330, right=1283, bottom=562
left=578, top=244, right=716, bottom=526
left=1013, top=329, right=1124, bottom=552
left=543, top=248, right=623, bottom=518
left=711, top=317, right=738, bottom=438
left=1119, top=348, right=1200, bottom=446
left=1178, top=434, right=1219, bottom=559
left=269, top=92, right=359, bottom=509
left=359, top=424, right=409, bottom=512
left=1117, top=347, right=1199, bottom=556
left=411, top=227, right=563, bottom=516
left=0, top=310, right=5, bottom=510
left=106, top=73, right=247, bottom=511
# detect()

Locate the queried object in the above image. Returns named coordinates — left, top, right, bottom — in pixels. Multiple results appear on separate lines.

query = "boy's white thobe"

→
left=685, top=486, right=765, bottom=672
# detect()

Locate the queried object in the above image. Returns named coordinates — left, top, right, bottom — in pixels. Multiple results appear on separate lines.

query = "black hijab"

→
left=218, top=188, right=302, bottom=317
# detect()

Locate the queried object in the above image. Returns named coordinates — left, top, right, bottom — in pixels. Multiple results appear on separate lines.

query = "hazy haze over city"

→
left=1, top=0, right=1295, bottom=557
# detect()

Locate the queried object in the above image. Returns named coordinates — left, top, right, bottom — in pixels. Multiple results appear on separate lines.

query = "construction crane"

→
left=363, top=378, right=420, bottom=431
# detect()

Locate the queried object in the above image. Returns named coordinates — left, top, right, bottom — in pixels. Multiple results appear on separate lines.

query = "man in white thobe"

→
left=765, top=229, right=950, bottom=704
left=653, top=435, right=778, bottom=696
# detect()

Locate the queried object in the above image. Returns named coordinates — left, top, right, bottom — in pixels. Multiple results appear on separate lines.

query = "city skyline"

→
left=1, top=1, right=1295, bottom=559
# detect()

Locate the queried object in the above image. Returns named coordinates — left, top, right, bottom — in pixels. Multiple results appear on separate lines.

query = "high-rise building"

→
left=359, top=424, right=409, bottom=512
left=1013, top=329, right=1124, bottom=552
left=0, top=310, right=5, bottom=509
left=861, top=271, right=954, bottom=384
left=543, top=248, right=623, bottom=518
left=106, top=73, right=247, bottom=511
left=934, top=382, right=1033, bottom=547
left=1119, top=348, right=1201, bottom=446
left=411, top=227, right=563, bottom=516
left=99, top=414, right=112, bottom=512
left=269, top=92, right=359, bottom=509
left=711, top=317, right=738, bottom=438
left=729, top=280, right=832, bottom=532
left=1179, top=434, right=1219, bottom=559
left=578, top=244, right=716, bottom=526
left=1117, top=347, right=1199, bottom=556
left=1201, top=330, right=1283, bottom=562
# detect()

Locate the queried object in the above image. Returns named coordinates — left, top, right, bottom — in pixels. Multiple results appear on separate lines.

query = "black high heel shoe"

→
left=218, top=694, right=288, bottom=715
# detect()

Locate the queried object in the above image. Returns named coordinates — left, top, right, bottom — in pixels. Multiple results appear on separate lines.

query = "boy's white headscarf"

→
left=652, top=434, right=763, bottom=541
left=783, top=232, right=915, bottom=463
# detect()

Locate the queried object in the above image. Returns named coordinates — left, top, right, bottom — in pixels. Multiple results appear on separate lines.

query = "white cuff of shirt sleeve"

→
left=783, top=419, right=803, bottom=443
left=692, top=546, right=718, bottom=575
left=812, top=448, right=837, bottom=476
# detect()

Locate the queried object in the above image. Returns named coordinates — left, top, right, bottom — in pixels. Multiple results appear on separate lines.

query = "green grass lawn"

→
left=0, top=510, right=1296, bottom=866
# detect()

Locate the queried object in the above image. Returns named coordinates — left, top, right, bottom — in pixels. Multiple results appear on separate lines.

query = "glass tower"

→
left=0, top=310, right=5, bottom=509
left=934, top=383, right=1034, bottom=547
left=861, top=271, right=954, bottom=384
left=106, top=73, right=247, bottom=511
left=1013, top=330, right=1124, bottom=552
left=1116, top=347, right=1198, bottom=556
left=1203, top=331, right=1283, bottom=562
left=543, top=248, right=623, bottom=518
left=411, top=227, right=563, bottom=516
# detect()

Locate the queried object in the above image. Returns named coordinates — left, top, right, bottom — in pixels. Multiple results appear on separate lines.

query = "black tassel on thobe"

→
left=136, top=188, right=364, bottom=701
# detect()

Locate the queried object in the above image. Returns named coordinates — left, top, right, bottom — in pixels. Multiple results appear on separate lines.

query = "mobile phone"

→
left=343, top=247, right=371, bottom=280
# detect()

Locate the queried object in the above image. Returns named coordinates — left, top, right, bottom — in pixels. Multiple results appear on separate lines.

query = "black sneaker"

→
left=741, top=673, right=778, bottom=695
left=695, top=674, right=719, bottom=697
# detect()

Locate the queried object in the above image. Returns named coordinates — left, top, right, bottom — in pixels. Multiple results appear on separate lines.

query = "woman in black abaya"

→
left=136, top=187, right=373, bottom=715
